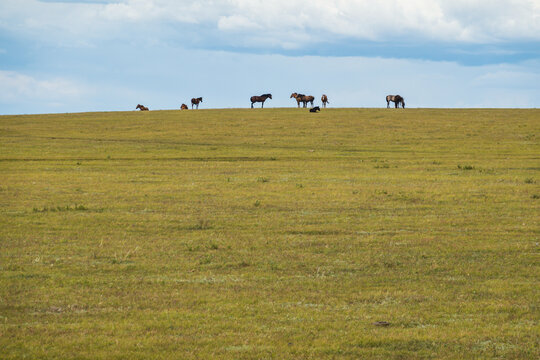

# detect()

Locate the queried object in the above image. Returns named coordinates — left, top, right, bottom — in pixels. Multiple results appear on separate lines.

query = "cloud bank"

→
left=2, top=0, right=540, bottom=49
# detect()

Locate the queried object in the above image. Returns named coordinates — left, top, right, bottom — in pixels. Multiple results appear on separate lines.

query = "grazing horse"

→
left=191, top=97, right=203, bottom=109
left=386, top=95, right=405, bottom=108
left=180, top=104, right=188, bottom=110
left=321, top=94, right=329, bottom=108
left=136, top=104, right=149, bottom=111
left=290, top=93, right=305, bottom=108
left=250, top=94, right=272, bottom=108
left=310, top=106, right=320, bottom=113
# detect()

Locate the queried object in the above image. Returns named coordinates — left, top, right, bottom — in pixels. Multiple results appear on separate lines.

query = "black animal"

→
left=309, top=106, right=320, bottom=113
left=136, top=104, right=149, bottom=111
left=191, top=97, right=203, bottom=109
left=386, top=95, right=405, bottom=108
left=250, top=94, right=272, bottom=108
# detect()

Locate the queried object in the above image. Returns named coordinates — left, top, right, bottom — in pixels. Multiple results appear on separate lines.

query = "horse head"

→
left=395, top=95, right=405, bottom=108
left=290, top=93, right=298, bottom=99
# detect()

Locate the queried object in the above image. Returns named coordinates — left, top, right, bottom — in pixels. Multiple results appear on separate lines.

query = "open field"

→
left=1, top=108, right=539, bottom=359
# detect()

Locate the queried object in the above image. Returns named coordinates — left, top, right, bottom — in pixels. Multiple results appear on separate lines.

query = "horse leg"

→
left=251, top=102, right=254, bottom=109
left=261, top=101, right=264, bottom=108
left=387, top=100, right=390, bottom=108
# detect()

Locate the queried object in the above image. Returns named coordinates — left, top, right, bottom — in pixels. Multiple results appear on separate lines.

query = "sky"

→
left=0, top=0, right=539, bottom=114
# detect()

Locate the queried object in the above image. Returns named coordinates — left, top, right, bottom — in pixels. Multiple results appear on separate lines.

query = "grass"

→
left=0, top=108, right=539, bottom=359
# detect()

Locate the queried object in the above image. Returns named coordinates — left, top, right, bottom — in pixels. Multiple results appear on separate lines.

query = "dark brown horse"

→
left=386, top=95, right=405, bottom=108
left=301, top=95, right=314, bottom=108
left=321, top=94, right=329, bottom=108
left=136, top=104, right=149, bottom=111
left=180, top=104, right=188, bottom=110
left=250, top=94, right=272, bottom=108
left=191, top=97, right=203, bottom=109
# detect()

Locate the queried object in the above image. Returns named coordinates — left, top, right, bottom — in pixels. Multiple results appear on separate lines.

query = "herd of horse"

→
left=136, top=94, right=405, bottom=111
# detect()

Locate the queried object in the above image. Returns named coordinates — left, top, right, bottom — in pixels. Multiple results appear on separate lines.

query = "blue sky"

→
left=1, top=0, right=539, bottom=114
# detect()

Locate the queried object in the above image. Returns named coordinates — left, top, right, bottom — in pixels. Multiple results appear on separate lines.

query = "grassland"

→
left=0, top=108, right=539, bottom=359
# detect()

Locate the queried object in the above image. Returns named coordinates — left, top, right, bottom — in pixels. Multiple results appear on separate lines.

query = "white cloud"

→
left=0, top=71, right=85, bottom=103
left=218, top=15, right=262, bottom=31
left=2, top=0, right=539, bottom=48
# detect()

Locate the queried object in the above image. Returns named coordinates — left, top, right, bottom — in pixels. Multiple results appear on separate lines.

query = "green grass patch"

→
left=1, top=108, right=539, bottom=359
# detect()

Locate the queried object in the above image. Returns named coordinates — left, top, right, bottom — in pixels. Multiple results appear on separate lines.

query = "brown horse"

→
left=180, top=104, right=188, bottom=110
left=191, top=97, right=203, bottom=109
left=290, top=93, right=304, bottom=108
left=321, top=94, right=329, bottom=108
left=290, top=93, right=314, bottom=108
left=250, top=94, right=272, bottom=108
left=386, top=95, right=405, bottom=108
left=136, top=104, right=149, bottom=111
left=301, top=94, right=314, bottom=108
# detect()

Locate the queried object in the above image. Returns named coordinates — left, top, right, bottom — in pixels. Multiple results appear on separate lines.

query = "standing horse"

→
left=136, top=104, right=149, bottom=111
left=291, top=93, right=314, bottom=108
left=386, top=95, right=405, bottom=108
left=301, top=95, right=315, bottom=108
left=290, top=93, right=305, bottom=108
left=191, top=97, right=203, bottom=109
left=250, top=94, right=272, bottom=108
left=180, top=104, right=188, bottom=110
left=321, top=94, right=329, bottom=108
